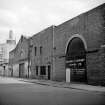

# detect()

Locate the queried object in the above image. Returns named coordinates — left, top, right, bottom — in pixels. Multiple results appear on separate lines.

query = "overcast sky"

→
left=0, top=0, right=105, bottom=43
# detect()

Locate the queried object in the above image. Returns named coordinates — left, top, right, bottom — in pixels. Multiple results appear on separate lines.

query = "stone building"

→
left=10, top=3, right=105, bottom=86
left=9, top=35, right=31, bottom=77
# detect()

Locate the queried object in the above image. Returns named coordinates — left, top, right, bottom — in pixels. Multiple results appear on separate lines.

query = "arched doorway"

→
left=66, top=36, right=87, bottom=83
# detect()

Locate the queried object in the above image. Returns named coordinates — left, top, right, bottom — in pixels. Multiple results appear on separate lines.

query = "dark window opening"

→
left=40, top=66, right=46, bottom=75
left=34, top=47, right=37, bottom=56
left=29, top=45, right=33, bottom=52
left=66, top=37, right=87, bottom=83
left=40, top=46, right=42, bottom=55
left=36, top=66, right=38, bottom=75
left=48, top=65, right=51, bottom=80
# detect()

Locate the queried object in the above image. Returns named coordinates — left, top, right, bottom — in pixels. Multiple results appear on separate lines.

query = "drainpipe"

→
left=28, top=39, right=30, bottom=78
left=52, top=25, right=55, bottom=80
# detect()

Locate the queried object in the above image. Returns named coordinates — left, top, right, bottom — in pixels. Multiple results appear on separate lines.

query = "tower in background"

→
left=6, top=30, right=16, bottom=45
left=9, top=30, right=13, bottom=39
left=0, top=30, right=16, bottom=76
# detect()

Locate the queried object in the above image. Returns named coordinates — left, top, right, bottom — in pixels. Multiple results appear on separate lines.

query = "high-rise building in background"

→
left=0, top=30, right=16, bottom=76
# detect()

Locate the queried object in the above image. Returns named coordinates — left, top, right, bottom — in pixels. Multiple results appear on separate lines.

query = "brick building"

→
left=53, top=3, right=105, bottom=86
left=9, top=35, right=31, bottom=77
left=30, top=26, right=53, bottom=80
left=10, top=3, right=105, bottom=86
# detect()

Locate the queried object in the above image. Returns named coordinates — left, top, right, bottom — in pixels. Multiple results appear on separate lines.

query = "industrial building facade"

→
left=9, top=3, right=105, bottom=86
left=9, top=36, right=31, bottom=77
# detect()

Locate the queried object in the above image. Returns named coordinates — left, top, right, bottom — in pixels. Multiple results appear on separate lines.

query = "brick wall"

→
left=30, top=26, right=53, bottom=79
left=87, top=46, right=105, bottom=86
left=9, top=3, right=105, bottom=86
left=53, top=3, right=105, bottom=85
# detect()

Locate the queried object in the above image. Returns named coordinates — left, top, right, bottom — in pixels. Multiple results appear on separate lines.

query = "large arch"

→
left=65, top=35, right=87, bottom=83
left=65, top=34, right=87, bottom=53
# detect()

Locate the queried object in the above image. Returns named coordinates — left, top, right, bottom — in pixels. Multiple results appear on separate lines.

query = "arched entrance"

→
left=66, top=36, right=87, bottom=83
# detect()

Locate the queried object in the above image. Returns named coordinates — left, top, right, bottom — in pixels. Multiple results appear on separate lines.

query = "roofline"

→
left=56, top=3, right=105, bottom=27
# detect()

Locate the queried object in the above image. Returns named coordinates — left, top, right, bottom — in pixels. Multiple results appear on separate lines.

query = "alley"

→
left=0, top=76, right=105, bottom=105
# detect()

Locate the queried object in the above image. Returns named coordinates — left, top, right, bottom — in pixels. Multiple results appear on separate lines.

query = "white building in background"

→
left=0, top=30, right=16, bottom=76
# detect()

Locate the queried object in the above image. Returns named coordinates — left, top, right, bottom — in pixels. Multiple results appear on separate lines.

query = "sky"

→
left=0, top=0, right=105, bottom=43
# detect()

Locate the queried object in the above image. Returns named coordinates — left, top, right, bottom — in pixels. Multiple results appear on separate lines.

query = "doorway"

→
left=19, top=63, right=24, bottom=78
left=66, top=37, right=87, bottom=83
left=48, top=65, right=51, bottom=80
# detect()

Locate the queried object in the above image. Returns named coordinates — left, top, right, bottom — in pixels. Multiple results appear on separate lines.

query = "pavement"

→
left=1, top=77, right=105, bottom=105
left=18, top=77, right=105, bottom=94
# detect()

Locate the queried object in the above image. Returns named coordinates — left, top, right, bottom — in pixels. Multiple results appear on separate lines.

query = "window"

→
left=40, top=66, right=46, bottom=75
left=34, top=47, right=37, bottom=56
left=40, top=46, right=42, bottom=55
left=36, top=66, right=38, bottom=75
left=29, top=45, right=33, bottom=52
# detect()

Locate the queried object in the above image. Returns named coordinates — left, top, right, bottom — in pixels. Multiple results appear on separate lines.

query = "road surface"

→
left=0, top=76, right=105, bottom=105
